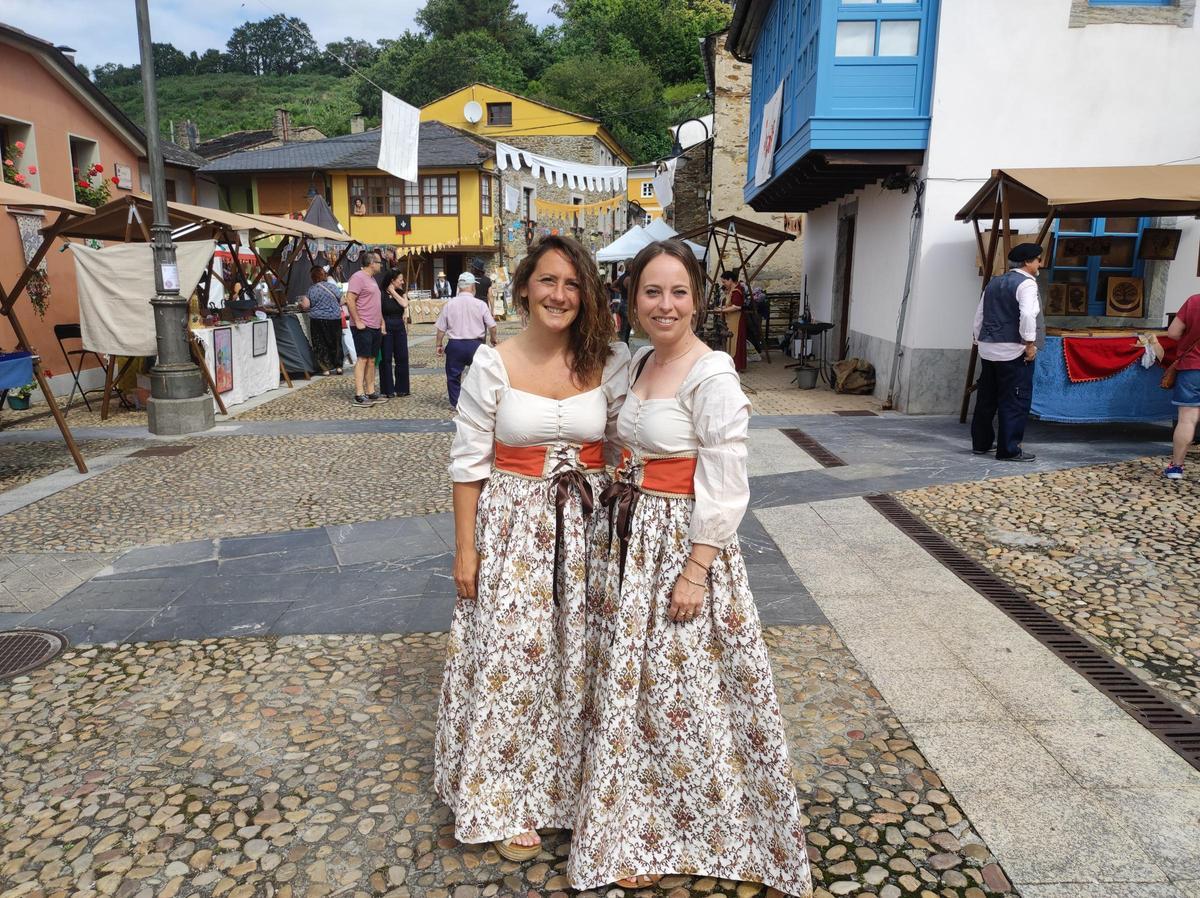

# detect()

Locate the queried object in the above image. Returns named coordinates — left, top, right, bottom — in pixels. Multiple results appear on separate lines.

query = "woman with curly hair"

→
left=435, top=235, right=630, bottom=861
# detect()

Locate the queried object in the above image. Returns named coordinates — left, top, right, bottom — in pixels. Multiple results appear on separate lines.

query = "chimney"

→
left=350, top=114, right=365, bottom=135
left=172, top=119, right=196, bottom=149
left=273, top=108, right=291, bottom=142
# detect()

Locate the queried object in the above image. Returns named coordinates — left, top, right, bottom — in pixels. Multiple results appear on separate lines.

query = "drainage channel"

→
left=865, top=493, right=1200, bottom=772
left=781, top=429, right=847, bottom=467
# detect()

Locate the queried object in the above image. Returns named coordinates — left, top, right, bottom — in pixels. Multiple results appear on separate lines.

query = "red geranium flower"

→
left=78, top=180, right=89, bottom=188
left=3, top=158, right=11, bottom=166
left=27, top=165, right=36, bottom=175
left=14, top=141, right=25, bottom=151
left=111, top=175, right=120, bottom=184
left=14, top=174, right=26, bottom=183
left=93, top=163, right=104, bottom=173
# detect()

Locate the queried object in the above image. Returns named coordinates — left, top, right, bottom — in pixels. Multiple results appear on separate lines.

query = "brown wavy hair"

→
left=512, top=235, right=614, bottom=385
left=627, top=239, right=707, bottom=330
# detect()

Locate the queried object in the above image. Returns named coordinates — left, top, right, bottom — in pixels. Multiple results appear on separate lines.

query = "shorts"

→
left=1171, top=368, right=1200, bottom=407
left=352, top=326, right=382, bottom=358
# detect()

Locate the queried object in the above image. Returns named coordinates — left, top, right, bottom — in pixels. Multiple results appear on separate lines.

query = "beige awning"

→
left=236, top=212, right=348, bottom=243
left=0, top=180, right=94, bottom=215
left=677, top=214, right=796, bottom=246
left=48, top=195, right=307, bottom=242
left=169, top=201, right=297, bottom=236
left=957, top=165, right=1200, bottom=220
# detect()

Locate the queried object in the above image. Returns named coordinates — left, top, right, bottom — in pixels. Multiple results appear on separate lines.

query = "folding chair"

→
left=54, top=323, right=105, bottom=412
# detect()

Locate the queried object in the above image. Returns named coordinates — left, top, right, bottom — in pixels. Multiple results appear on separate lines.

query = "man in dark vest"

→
left=971, top=242, right=1043, bottom=461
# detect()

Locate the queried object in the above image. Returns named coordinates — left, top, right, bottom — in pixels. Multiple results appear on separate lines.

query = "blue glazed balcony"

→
left=729, top=0, right=940, bottom=211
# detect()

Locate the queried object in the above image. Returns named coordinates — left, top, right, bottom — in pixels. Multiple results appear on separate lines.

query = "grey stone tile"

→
left=406, top=592, right=454, bottom=633
left=97, top=561, right=220, bottom=581
left=1020, top=886, right=1185, bottom=898
left=272, top=594, right=422, bottom=636
left=296, top=572, right=432, bottom=608
left=217, top=545, right=339, bottom=576
left=332, top=530, right=446, bottom=566
left=109, top=539, right=217, bottom=573
left=1027, top=720, right=1200, bottom=790
left=130, top=601, right=292, bottom=641
left=0, top=612, right=31, bottom=629
left=973, top=657, right=1126, bottom=722
left=903, top=719, right=1077, bottom=795
left=217, top=527, right=330, bottom=559
left=49, top=578, right=191, bottom=611
left=173, top=573, right=317, bottom=607
left=867, top=666, right=1010, bottom=723
left=20, top=607, right=156, bottom=646
left=755, top=590, right=827, bottom=626
left=426, top=513, right=456, bottom=548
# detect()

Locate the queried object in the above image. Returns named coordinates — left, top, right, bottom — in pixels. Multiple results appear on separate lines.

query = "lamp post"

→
left=135, top=0, right=213, bottom=435
left=667, top=116, right=712, bottom=223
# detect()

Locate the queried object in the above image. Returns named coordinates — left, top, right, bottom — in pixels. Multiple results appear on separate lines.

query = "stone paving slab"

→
left=0, top=627, right=1018, bottom=898
left=0, top=551, right=119, bottom=614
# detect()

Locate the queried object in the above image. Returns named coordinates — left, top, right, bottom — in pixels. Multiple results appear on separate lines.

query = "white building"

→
left=729, top=0, right=1200, bottom=413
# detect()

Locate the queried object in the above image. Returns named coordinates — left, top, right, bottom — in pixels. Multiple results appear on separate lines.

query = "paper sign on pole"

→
left=754, top=81, right=784, bottom=187
left=378, top=91, right=420, bottom=183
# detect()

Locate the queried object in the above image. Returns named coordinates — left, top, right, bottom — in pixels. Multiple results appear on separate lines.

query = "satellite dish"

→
left=464, top=101, right=483, bottom=124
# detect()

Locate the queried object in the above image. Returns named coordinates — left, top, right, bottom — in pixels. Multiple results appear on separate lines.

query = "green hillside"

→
left=103, top=73, right=361, bottom=143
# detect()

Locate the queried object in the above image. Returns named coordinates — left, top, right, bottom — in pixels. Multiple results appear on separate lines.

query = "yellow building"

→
left=627, top=164, right=664, bottom=224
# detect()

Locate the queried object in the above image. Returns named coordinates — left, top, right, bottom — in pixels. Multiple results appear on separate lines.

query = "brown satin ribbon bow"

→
left=599, top=459, right=640, bottom=585
left=548, top=455, right=595, bottom=607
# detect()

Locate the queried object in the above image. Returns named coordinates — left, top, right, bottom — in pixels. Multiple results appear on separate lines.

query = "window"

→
left=0, top=118, right=39, bottom=190
left=1088, top=1, right=1172, bottom=5
left=421, top=175, right=458, bottom=215
left=480, top=175, right=492, bottom=216
left=643, top=213, right=654, bottom=226
left=1049, top=217, right=1149, bottom=316
left=351, top=175, right=425, bottom=215
left=523, top=186, right=535, bottom=223
left=640, top=181, right=655, bottom=199
left=836, top=18, right=921, bottom=55
left=69, top=135, right=99, bottom=180
left=487, top=103, right=512, bottom=126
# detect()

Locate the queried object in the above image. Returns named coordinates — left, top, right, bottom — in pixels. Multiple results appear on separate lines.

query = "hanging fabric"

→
left=495, top=141, right=627, bottom=193
left=378, top=91, right=420, bottom=182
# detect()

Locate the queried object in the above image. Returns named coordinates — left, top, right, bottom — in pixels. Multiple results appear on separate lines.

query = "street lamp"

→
left=667, top=116, right=712, bottom=223
left=135, top=0, right=213, bottom=435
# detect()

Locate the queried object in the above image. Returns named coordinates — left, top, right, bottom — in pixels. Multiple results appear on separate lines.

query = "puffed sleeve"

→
left=601, top=342, right=631, bottom=467
left=448, top=346, right=506, bottom=482
left=685, top=354, right=751, bottom=548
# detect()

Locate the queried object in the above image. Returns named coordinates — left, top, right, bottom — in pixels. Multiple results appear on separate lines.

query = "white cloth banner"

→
left=70, top=241, right=214, bottom=356
left=494, top=141, right=627, bottom=192
left=193, top=321, right=280, bottom=409
left=504, top=185, right=520, bottom=213
left=378, top=91, right=420, bottom=182
left=651, top=159, right=676, bottom=209
left=755, top=81, right=784, bottom=187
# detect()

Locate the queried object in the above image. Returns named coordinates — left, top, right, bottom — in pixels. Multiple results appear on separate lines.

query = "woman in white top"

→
left=435, top=236, right=630, bottom=862
left=569, top=241, right=812, bottom=896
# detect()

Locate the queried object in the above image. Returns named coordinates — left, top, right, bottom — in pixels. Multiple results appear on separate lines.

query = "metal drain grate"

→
left=833, top=410, right=878, bottom=417
left=131, top=445, right=195, bottom=458
left=0, top=629, right=69, bottom=680
left=781, top=429, right=847, bottom=468
left=865, top=493, right=1200, bottom=772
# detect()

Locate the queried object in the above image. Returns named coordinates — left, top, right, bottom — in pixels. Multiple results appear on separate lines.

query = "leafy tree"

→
left=226, top=15, right=318, bottom=76
left=194, top=49, right=227, bottom=75
left=93, top=62, right=141, bottom=89
left=76, top=62, right=90, bottom=80
left=417, top=0, right=523, bottom=42
left=306, top=37, right=380, bottom=76
left=153, top=42, right=192, bottom=78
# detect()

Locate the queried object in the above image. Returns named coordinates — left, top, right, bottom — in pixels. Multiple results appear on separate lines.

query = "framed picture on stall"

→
left=1106, top=277, right=1145, bottom=318
left=252, top=320, right=269, bottom=357
left=213, top=326, right=234, bottom=393
left=1138, top=228, right=1182, bottom=261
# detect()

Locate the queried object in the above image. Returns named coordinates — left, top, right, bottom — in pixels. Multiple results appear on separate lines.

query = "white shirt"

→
left=619, top=347, right=751, bottom=549
left=448, top=343, right=631, bottom=481
left=973, top=268, right=1040, bottom=362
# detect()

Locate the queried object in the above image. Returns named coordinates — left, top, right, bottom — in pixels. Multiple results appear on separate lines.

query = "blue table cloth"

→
left=1032, top=335, right=1174, bottom=424
left=0, top=351, right=34, bottom=391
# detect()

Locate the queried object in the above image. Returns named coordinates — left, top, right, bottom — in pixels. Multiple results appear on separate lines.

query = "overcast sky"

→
left=0, top=0, right=560, bottom=70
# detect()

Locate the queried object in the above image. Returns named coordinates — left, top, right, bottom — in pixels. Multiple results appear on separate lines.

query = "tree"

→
left=93, top=62, right=141, bottom=89
left=153, top=42, right=192, bottom=78
left=306, top=37, right=380, bottom=76
left=226, top=14, right=318, bottom=76
left=416, top=0, right=523, bottom=42
left=194, top=49, right=226, bottom=75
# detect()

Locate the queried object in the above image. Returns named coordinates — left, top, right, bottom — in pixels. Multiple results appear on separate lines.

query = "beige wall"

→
left=709, top=41, right=805, bottom=293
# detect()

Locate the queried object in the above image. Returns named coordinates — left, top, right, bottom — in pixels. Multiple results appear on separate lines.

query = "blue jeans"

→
left=971, top=355, right=1035, bottom=458
left=445, top=338, right=483, bottom=407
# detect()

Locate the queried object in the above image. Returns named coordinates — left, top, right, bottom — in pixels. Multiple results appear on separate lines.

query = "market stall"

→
left=955, top=165, right=1200, bottom=423
left=192, top=319, right=280, bottom=407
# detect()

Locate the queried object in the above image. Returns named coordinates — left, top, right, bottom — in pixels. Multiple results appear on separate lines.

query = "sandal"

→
left=616, top=874, right=662, bottom=888
left=493, top=834, right=541, bottom=862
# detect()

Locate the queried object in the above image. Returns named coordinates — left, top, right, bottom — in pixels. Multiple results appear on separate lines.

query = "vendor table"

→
left=0, top=351, right=34, bottom=390
left=193, top=321, right=280, bottom=409
left=1032, top=334, right=1174, bottom=424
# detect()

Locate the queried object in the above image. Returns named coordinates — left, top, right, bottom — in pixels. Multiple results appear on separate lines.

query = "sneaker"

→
left=1164, top=464, right=1184, bottom=480
left=998, top=451, right=1037, bottom=462
left=971, top=446, right=994, bottom=456
left=351, top=395, right=371, bottom=408
left=369, top=393, right=387, bottom=404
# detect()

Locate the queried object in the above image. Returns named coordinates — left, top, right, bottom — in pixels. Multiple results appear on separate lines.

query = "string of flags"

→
left=393, top=223, right=493, bottom=257
left=536, top=195, right=623, bottom=216
left=495, top=142, right=627, bottom=192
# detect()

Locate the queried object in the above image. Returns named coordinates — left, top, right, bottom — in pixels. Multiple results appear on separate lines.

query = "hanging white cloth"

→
left=378, top=91, right=420, bottom=182
left=504, top=185, right=520, bottom=213
left=494, top=141, right=627, bottom=193
left=652, top=163, right=675, bottom=209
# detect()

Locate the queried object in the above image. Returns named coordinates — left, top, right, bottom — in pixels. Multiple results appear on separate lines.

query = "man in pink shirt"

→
left=435, top=272, right=497, bottom=408
left=346, top=252, right=385, bottom=408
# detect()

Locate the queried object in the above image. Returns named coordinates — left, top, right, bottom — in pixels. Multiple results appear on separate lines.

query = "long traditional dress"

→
left=434, top=342, right=630, bottom=843
left=569, top=347, right=812, bottom=896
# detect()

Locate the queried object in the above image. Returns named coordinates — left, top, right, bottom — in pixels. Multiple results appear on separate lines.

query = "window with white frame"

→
left=640, top=181, right=654, bottom=199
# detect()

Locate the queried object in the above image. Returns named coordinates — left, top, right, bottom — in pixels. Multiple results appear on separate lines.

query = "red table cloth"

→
left=1062, top=334, right=1177, bottom=383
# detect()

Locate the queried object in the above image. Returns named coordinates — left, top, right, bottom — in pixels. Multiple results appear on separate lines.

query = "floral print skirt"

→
left=568, top=494, right=813, bottom=896
left=434, top=469, right=613, bottom=844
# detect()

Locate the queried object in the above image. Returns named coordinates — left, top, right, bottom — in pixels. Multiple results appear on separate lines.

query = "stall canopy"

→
left=596, top=226, right=652, bottom=262
left=642, top=218, right=708, bottom=259
left=0, top=180, right=94, bottom=215
left=954, top=165, right=1200, bottom=421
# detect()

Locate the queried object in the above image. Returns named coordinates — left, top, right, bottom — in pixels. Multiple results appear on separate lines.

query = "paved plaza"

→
left=1, top=336, right=1198, bottom=898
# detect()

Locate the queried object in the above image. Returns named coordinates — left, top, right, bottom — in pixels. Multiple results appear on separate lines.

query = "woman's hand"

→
left=667, top=573, right=705, bottom=622
left=453, top=547, right=480, bottom=601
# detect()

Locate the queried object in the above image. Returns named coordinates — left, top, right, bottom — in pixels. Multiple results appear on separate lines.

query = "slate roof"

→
left=199, top=122, right=492, bottom=174
left=194, top=129, right=276, bottom=160
left=161, top=141, right=209, bottom=170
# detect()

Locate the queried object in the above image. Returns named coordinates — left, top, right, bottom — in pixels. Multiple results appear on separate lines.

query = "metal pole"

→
left=136, top=0, right=214, bottom=434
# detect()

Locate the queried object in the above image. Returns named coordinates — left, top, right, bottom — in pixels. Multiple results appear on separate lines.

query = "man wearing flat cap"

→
left=971, top=242, right=1043, bottom=461
left=435, top=271, right=497, bottom=408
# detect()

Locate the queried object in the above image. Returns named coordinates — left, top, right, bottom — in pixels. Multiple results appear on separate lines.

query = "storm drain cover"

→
left=0, top=629, right=68, bottom=679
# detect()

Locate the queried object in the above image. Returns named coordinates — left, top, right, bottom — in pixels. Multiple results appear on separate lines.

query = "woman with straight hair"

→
left=569, top=240, right=812, bottom=895
left=435, top=235, right=630, bottom=861
left=300, top=265, right=344, bottom=375
left=380, top=268, right=411, bottom=397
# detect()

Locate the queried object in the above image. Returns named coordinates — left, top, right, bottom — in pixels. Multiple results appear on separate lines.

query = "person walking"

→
left=435, top=272, right=498, bottom=409
left=435, top=235, right=628, bottom=862
left=381, top=269, right=411, bottom=398
left=569, top=240, right=812, bottom=895
left=971, top=242, right=1043, bottom=461
left=300, top=265, right=344, bottom=375
left=1163, top=291, right=1200, bottom=479
left=347, top=252, right=385, bottom=408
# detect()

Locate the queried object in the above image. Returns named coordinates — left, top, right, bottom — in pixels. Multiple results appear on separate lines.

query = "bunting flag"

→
left=535, top=195, right=623, bottom=216
left=378, top=91, right=420, bottom=182
left=393, top=223, right=494, bottom=257
left=495, top=142, right=627, bottom=192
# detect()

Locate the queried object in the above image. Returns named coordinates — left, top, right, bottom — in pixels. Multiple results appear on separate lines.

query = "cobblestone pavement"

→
left=0, top=404, right=149, bottom=431
left=237, top=375, right=455, bottom=423
left=0, top=433, right=452, bottom=553
left=0, top=627, right=1017, bottom=898
left=899, top=453, right=1200, bottom=715
left=0, top=439, right=141, bottom=493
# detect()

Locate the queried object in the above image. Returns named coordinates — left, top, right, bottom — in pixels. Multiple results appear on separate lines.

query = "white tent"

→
left=596, top=225, right=652, bottom=262
left=642, top=218, right=708, bottom=260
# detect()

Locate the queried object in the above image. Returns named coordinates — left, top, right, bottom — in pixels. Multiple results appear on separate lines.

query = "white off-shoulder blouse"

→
left=449, top=342, right=632, bottom=482
left=619, top=346, right=751, bottom=548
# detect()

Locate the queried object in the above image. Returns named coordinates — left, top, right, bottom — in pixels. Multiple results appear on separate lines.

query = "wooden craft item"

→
left=1046, top=283, right=1067, bottom=316
left=1066, top=284, right=1088, bottom=315
left=1138, top=228, right=1181, bottom=261
left=1106, top=277, right=1145, bottom=318
left=1060, top=236, right=1112, bottom=258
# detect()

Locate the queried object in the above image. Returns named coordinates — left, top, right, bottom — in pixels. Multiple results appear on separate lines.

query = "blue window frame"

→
left=1088, top=0, right=1172, bottom=6
left=1049, top=217, right=1149, bottom=316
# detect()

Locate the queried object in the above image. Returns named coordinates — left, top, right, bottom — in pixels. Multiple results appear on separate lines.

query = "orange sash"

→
left=492, top=440, right=605, bottom=478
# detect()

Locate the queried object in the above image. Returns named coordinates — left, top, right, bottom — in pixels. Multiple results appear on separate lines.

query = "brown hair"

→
left=512, top=235, right=614, bottom=385
left=310, top=265, right=327, bottom=282
left=627, top=240, right=707, bottom=329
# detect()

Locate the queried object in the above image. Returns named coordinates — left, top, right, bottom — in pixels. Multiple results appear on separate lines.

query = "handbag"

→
left=1160, top=324, right=1200, bottom=389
